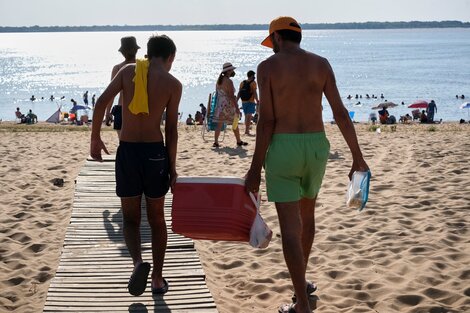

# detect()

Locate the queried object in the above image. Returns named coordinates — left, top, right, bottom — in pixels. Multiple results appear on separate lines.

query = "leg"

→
left=146, top=196, right=168, bottom=289
left=276, top=201, right=311, bottom=313
left=245, top=113, right=252, bottom=134
left=121, top=196, right=143, bottom=266
left=214, top=121, right=223, bottom=145
left=300, top=197, right=317, bottom=270
left=232, top=126, right=242, bottom=143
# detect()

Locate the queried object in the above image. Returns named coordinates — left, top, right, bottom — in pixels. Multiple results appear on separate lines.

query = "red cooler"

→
left=171, top=177, right=257, bottom=242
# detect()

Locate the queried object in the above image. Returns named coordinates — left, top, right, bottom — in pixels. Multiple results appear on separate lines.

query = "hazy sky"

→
left=1, top=0, right=470, bottom=27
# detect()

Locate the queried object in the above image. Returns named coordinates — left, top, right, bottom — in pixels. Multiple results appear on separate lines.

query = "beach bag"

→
left=248, top=192, right=273, bottom=249
left=232, top=113, right=239, bottom=130
left=239, top=80, right=253, bottom=101
left=346, top=170, right=371, bottom=212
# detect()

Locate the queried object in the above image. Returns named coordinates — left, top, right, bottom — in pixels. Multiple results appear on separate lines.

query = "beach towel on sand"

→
left=128, top=59, right=149, bottom=115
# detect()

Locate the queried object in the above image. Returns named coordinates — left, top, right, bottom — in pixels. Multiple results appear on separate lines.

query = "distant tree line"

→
left=1, top=21, right=469, bottom=33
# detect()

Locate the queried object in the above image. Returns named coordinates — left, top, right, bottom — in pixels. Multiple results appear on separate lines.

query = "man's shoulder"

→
left=116, top=63, right=135, bottom=74
left=155, top=71, right=182, bottom=90
left=118, top=64, right=136, bottom=79
left=167, top=72, right=182, bottom=89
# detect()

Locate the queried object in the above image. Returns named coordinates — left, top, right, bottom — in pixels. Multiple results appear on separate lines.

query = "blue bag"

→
left=346, top=170, right=371, bottom=212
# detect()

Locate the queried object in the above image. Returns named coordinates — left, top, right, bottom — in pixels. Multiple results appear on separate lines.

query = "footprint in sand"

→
left=352, top=259, right=373, bottom=268
left=396, top=294, right=423, bottom=306
left=3, top=293, right=19, bottom=303
left=10, top=233, right=32, bottom=243
left=458, top=269, right=470, bottom=280
left=423, top=287, right=449, bottom=300
left=13, top=212, right=30, bottom=219
left=8, top=276, right=25, bottom=286
left=327, top=270, right=348, bottom=279
left=214, top=260, right=244, bottom=270
left=464, top=287, right=470, bottom=297
left=34, top=271, right=52, bottom=283
left=14, top=263, right=27, bottom=270
left=27, top=243, right=46, bottom=253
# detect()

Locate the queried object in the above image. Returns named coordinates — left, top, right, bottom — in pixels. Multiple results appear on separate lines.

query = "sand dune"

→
left=0, top=122, right=469, bottom=313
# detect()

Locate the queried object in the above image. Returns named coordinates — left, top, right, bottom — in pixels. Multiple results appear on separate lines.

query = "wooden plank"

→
left=44, top=158, right=217, bottom=312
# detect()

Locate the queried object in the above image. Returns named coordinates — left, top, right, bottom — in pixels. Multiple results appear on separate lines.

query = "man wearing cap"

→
left=105, top=36, right=140, bottom=138
left=236, top=70, right=259, bottom=135
left=245, top=17, right=369, bottom=313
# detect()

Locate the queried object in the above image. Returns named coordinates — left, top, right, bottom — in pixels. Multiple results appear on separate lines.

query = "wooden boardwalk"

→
left=44, top=157, right=218, bottom=313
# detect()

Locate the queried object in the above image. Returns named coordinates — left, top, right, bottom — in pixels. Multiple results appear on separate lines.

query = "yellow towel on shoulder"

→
left=128, top=59, right=149, bottom=115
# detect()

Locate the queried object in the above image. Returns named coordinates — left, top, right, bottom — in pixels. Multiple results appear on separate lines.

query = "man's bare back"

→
left=115, top=62, right=182, bottom=142
left=258, top=48, right=334, bottom=134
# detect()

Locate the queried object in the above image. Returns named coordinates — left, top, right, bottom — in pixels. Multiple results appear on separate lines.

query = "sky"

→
left=1, top=0, right=470, bottom=27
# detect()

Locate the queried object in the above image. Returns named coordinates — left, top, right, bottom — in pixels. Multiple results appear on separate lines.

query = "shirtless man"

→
left=245, top=17, right=369, bottom=313
left=104, top=36, right=140, bottom=138
left=91, top=34, right=181, bottom=297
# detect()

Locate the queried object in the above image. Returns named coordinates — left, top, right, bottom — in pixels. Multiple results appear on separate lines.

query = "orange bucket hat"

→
left=261, top=16, right=302, bottom=48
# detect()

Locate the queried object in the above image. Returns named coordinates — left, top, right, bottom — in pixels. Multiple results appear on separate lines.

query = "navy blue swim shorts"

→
left=115, top=141, right=170, bottom=198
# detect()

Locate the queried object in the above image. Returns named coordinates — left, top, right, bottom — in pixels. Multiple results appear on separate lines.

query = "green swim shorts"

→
left=265, top=132, right=330, bottom=202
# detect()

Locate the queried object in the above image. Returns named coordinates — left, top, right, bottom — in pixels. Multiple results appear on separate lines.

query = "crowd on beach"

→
left=14, top=91, right=98, bottom=125
left=28, top=91, right=97, bottom=107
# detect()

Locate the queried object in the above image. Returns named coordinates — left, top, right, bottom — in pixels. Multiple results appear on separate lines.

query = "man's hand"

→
left=90, top=138, right=110, bottom=162
left=245, top=168, right=261, bottom=194
left=169, top=170, right=178, bottom=193
left=105, top=114, right=113, bottom=126
left=349, top=157, right=370, bottom=180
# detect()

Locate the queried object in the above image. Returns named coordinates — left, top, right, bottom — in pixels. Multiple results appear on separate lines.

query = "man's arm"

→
left=323, top=59, right=369, bottom=178
left=165, top=79, right=182, bottom=190
left=245, top=61, right=275, bottom=192
left=235, top=81, right=241, bottom=103
left=253, top=81, right=259, bottom=105
left=228, top=80, right=241, bottom=114
left=104, top=65, right=120, bottom=121
left=90, top=69, right=124, bottom=161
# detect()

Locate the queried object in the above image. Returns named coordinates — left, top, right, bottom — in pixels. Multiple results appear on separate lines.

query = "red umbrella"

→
left=408, top=100, right=428, bottom=109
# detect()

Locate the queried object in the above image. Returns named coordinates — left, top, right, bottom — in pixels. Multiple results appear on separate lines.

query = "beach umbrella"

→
left=408, top=100, right=428, bottom=109
left=461, top=102, right=470, bottom=118
left=372, top=101, right=398, bottom=109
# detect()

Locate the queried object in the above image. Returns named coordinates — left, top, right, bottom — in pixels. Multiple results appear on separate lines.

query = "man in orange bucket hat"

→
left=246, top=16, right=369, bottom=313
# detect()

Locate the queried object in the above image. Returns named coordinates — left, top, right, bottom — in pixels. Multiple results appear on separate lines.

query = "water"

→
left=1, top=28, right=469, bottom=122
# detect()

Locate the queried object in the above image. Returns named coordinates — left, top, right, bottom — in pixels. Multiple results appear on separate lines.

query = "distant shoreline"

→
left=1, top=21, right=469, bottom=33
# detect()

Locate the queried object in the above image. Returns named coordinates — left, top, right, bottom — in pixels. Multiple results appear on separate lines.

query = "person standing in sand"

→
left=104, top=36, right=141, bottom=138
left=236, top=70, right=259, bottom=135
left=245, top=17, right=369, bottom=313
left=427, top=100, right=437, bottom=123
left=90, top=34, right=181, bottom=297
left=213, top=62, right=248, bottom=148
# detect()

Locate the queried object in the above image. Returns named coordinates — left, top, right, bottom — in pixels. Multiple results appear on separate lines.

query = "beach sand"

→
left=0, top=122, right=468, bottom=313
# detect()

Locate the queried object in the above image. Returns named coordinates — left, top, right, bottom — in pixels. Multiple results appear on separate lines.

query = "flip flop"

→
left=237, top=141, right=248, bottom=146
left=152, top=278, right=169, bottom=295
left=278, top=303, right=296, bottom=313
left=127, top=262, right=150, bottom=296
left=292, top=281, right=318, bottom=303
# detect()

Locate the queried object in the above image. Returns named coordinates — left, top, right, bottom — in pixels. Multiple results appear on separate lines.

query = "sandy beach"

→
left=0, top=122, right=469, bottom=313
